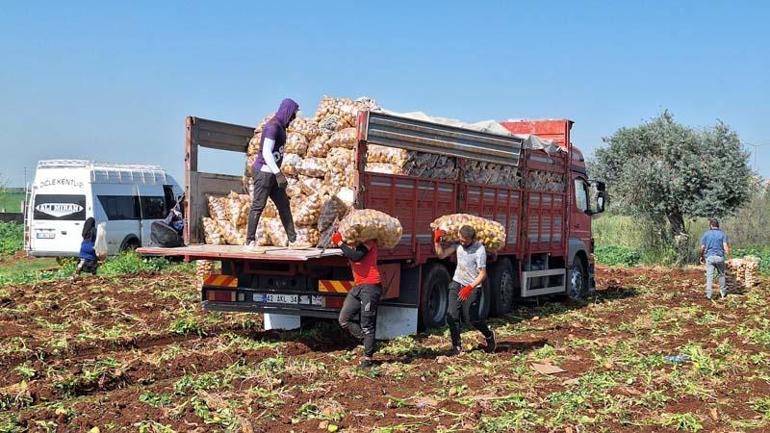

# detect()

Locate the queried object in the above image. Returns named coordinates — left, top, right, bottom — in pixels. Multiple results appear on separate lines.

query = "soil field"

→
left=1, top=265, right=769, bottom=432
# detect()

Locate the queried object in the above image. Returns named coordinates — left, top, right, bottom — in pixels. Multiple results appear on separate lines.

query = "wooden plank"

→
left=138, top=244, right=343, bottom=262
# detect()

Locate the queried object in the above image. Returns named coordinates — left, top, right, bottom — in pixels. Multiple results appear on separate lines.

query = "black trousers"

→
left=338, top=284, right=382, bottom=357
left=246, top=171, right=296, bottom=243
left=75, top=259, right=98, bottom=275
left=447, top=281, right=492, bottom=347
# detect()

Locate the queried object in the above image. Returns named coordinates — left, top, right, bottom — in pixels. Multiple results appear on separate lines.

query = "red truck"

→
left=139, top=111, right=606, bottom=337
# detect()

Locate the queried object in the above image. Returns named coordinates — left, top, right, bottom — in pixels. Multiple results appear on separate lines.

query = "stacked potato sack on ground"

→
left=195, top=260, right=215, bottom=286
left=430, top=213, right=506, bottom=252
left=728, top=257, right=761, bottom=290
left=338, top=209, right=402, bottom=249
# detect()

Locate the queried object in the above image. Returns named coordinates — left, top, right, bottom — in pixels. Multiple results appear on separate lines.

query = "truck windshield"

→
left=33, top=194, right=87, bottom=221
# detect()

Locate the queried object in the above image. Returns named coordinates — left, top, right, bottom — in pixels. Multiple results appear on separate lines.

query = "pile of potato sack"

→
left=202, top=95, right=547, bottom=248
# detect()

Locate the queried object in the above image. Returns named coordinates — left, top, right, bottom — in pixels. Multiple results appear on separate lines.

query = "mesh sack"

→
left=288, top=117, right=321, bottom=141
left=285, top=133, right=309, bottom=156
left=203, top=217, right=225, bottom=245
left=207, top=196, right=227, bottom=221
left=367, top=144, right=407, bottom=166
left=292, top=227, right=321, bottom=248
left=286, top=177, right=302, bottom=198
left=291, top=192, right=323, bottom=226
left=306, top=133, right=332, bottom=158
left=338, top=209, right=403, bottom=249
left=281, top=153, right=303, bottom=177
left=298, top=157, right=328, bottom=178
left=226, top=192, right=251, bottom=227
left=366, top=163, right=402, bottom=175
left=328, top=127, right=357, bottom=149
left=317, top=195, right=351, bottom=234
left=430, top=213, right=506, bottom=252
left=265, top=218, right=288, bottom=246
left=299, top=175, right=324, bottom=196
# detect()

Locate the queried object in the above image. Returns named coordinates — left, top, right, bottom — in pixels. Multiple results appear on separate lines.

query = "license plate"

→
left=36, top=232, right=55, bottom=239
left=254, top=293, right=299, bottom=304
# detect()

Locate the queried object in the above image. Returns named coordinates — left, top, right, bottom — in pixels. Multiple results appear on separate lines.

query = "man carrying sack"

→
left=434, top=225, right=496, bottom=355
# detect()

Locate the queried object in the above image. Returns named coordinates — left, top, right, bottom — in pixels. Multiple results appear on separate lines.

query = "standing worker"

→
left=332, top=232, right=382, bottom=368
left=246, top=98, right=299, bottom=249
left=72, top=217, right=99, bottom=280
left=434, top=225, right=496, bottom=355
left=699, top=218, right=731, bottom=300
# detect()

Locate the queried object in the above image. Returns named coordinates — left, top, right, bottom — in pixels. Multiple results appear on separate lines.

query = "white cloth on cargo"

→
left=376, top=109, right=562, bottom=154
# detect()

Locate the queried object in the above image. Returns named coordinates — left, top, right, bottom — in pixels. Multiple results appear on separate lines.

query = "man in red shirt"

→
left=332, top=232, right=382, bottom=368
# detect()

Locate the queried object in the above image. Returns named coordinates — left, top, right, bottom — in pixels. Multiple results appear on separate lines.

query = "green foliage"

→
left=0, top=222, right=22, bottom=256
left=658, top=412, right=704, bottom=432
left=99, top=251, right=171, bottom=275
left=594, top=245, right=641, bottom=267
left=592, top=111, right=753, bottom=264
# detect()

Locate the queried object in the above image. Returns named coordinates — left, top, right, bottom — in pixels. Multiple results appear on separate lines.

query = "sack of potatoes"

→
left=430, top=213, right=506, bottom=252
left=338, top=209, right=403, bottom=249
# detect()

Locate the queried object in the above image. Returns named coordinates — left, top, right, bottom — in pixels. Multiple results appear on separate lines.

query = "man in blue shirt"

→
left=699, top=218, right=731, bottom=300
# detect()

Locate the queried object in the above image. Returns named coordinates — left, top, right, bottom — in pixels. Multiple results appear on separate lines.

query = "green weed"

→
left=658, top=412, right=703, bottom=432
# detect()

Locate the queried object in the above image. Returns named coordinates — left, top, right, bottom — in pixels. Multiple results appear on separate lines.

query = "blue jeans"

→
left=705, top=255, right=726, bottom=298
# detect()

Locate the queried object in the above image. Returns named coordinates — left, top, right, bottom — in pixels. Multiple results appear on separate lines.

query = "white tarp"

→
left=378, top=109, right=562, bottom=154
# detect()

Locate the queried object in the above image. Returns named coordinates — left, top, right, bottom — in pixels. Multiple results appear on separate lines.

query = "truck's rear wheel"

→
left=490, top=258, right=514, bottom=316
left=419, top=264, right=450, bottom=330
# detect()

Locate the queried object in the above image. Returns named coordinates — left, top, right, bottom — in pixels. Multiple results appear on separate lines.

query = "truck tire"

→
left=489, top=258, right=514, bottom=316
left=568, top=257, right=588, bottom=300
left=419, top=264, right=450, bottom=330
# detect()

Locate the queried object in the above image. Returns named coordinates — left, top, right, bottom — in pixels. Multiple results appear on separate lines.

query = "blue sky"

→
left=1, top=1, right=768, bottom=187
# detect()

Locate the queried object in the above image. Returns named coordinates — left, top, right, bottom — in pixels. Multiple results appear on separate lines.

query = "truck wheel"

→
left=568, top=257, right=588, bottom=300
left=490, top=258, right=514, bottom=316
left=419, top=264, right=450, bottom=330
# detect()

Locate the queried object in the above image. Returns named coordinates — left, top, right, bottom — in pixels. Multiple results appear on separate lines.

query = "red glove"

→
left=331, top=232, right=343, bottom=246
left=458, top=284, right=474, bottom=301
left=433, top=229, right=446, bottom=243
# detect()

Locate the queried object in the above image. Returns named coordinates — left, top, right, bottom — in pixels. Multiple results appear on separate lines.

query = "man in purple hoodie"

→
left=246, top=98, right=299, bottom=249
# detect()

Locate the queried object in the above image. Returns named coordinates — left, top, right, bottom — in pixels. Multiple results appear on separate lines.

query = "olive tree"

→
left=591, top=111, right=753, bottom=264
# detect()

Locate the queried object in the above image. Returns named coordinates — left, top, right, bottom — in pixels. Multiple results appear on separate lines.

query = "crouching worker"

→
left=331, top=232, right=382, bottom=368
left=433, top=225, right=496, bottom=355
left=72, top=217, right=99, bottom=280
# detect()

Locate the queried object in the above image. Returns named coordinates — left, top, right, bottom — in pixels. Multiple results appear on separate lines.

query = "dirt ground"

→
left=1, top=265, right=769, bottom=432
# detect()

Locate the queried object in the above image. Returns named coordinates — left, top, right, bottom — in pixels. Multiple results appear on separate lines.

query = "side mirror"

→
left=588, top=180, right=607, bottom=214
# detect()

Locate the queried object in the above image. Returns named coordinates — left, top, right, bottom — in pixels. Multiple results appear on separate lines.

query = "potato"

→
left=202, top=217, right=224, bottom=245
left=207, top=195, right=227, bottom=221
left=291, top=192, right=323, bottom=227
left=430, top=213, right=506, bottom=252
left=306, top=133, right=331, bottom=158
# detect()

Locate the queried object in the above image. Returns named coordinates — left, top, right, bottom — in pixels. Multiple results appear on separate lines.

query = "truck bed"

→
left=137, top=244, right=343, bottom=262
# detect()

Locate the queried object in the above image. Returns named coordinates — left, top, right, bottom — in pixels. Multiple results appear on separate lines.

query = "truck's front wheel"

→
left=568, top=257, right=588, bottom=300
left=419, top=264, right=450, bottom=330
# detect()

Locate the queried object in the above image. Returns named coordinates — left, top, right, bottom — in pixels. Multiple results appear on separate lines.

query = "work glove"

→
left=331, top=232, right=343, bottom=246
left=433, top=229, right=446, bottom=243
left=458, top=284, right=474, bottom=302
left=275, top=172, right=288, bottom=189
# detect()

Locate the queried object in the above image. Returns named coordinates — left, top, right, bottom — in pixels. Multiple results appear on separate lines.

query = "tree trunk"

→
left=667, top=212, right=690, bottom=266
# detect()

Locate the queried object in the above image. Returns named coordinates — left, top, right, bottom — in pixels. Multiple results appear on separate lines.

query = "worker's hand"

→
left=331, top=232, right=343, bottom=246
left=458, top=284, right=474, bottom=302
left=275, top=172, right=288, bottom=189
left=433, top=229, right=446, bottom=243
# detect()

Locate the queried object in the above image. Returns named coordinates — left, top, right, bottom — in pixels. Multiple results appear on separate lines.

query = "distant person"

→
left=164, top=196, right=184, bottom=235
left=699, top=218, right=731, bottom=300
left=433, top=225, right=496, bottom=355
left=72, top=217, right=99, bottom=280
left=246, top=98, right=299, bottom=250
left=331, top=231, right=382, bottom=368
